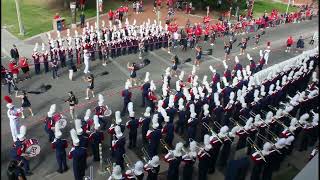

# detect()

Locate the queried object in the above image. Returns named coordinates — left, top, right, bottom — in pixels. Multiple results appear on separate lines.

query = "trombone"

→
left=212, top=121, right=233, bottom=142
left=202, top=122, right=223, bottom=143
left=260, top=110, right=268, bottom=116
left=188, top=138, right=211, bottom=157
left=249, top=111, right=270, bottom=128
left=256, top=133, right=282, bottom=154
left=273, top=118, right=295, bottom=134
left=104, top=158, right=113, bottom=175
left=268, top=105, right=279, bottom=112
left=141, top=147, right=151, bottom=163
left=160, top=139, right=171, bottom=152
left=239, top=115, right=249, bottom=124
left=230, top=118, right=249, bottom=134
left=247, top=137, right=266, bottom=162
left=123, top=154, right=136, bottom=178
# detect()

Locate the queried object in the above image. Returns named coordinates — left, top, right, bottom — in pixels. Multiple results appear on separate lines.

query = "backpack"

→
left=7, top=168, right=17, bottom=180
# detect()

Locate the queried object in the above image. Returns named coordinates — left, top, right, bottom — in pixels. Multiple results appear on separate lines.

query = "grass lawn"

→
left=251, top=0, right=299, bottom=17
left=1, top=0, right=121, bottom=40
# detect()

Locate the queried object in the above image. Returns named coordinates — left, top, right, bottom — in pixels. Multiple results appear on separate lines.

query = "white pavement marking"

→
left=44, top=172, right=59, bottom=179
left=208, top=55, right=224, bottom=62
left=149, top=51, right=173, bottom=67
left=109, top=57, right=130, bottom=77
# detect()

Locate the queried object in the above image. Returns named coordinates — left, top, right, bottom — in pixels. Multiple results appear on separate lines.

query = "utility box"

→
left=52, top=18, right=66, bottom=31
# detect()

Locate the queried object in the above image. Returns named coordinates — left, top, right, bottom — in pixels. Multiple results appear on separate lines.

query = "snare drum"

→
left=52, top=113, right=63, bottom=123
left=24, top=138, right=41, bottom=157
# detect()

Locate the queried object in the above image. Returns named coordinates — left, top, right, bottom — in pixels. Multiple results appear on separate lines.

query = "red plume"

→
left=4, top=96, right=12, bottom=103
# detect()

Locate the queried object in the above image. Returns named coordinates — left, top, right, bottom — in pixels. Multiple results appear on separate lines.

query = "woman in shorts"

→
left=224, top=42, right=231, bottom=61
left=84, top=74, right=95, bottom=100
left=194, top=46, right=202, bottom=66
left=15, top=90, right=34, bottom=118
left=171, top=55, right=179, bottom=77
left=65, top=91, right=77, bottom=120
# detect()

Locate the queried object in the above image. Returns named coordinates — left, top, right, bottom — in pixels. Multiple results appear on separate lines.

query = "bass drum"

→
left=24, top=138, right=41, bottom=158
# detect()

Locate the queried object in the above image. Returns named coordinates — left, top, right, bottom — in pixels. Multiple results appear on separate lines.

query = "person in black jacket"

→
left=10, top=44, right=20, bottom=62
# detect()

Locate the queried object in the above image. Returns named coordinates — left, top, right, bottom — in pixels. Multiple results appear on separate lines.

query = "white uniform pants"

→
left=69, top=70, right=74, bottom=80
left=84, top=58, right=90, bottom=74
left=10, top=119, right=20, bottom=142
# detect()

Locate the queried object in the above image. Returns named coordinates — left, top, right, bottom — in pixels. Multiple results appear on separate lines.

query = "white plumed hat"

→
left=75, top=119, right=83, bottom=135
left=70, top=129, right=80, bottom=146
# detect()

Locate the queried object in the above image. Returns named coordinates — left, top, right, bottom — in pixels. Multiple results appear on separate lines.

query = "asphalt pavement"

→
left=1, top=17, right=318, bottom=180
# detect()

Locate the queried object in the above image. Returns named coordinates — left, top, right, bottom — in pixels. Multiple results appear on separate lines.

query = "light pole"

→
left=286, top=0, right=291, bottom=14
left=96, top=0, right=101, bottom=31
left=14, top=0, right=25, bottom=35
left=70, top=2, right=77, bottom=28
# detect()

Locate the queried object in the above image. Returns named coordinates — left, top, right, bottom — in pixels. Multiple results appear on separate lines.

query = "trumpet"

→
left=230, top=118, right=249, bottom=134
left=189, top=138, right=211, bottom=157
left=249, top=111, right=270, bottom=128
left=160, top=139, right=171, bottom=152
left=247, top=137, right=266, bottom=162
left=256, top=133, right=282, bottom=154
left=202, top=122, right=223, bottom=143
left=212, top=121, right=233, bottom=142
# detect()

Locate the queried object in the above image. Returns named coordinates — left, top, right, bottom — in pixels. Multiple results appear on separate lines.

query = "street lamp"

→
left=70, top=1, right=77, bottom=28
left=14, top=0, right=25, bottom=35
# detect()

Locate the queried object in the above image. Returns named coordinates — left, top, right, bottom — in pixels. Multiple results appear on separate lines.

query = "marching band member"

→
left=125, top=161, right=144, bottom=180
left=164, top=142, right=183, bottom=180
left=209, top=65, right=220, bottom=86
left=144, top=155, right=160, bottom=180
left=217, top=126, right=234, bottom=168
left=187, top=105, right=198, bottom=143
left=174, top=80, right=185, bottom=105
left=147, top=80, right=158, bottom=112
left=284, top=135, right=295, bottom=155
left=273, top=138, right=287, bottom=171
left=45, top=104, right=56, bottom=142
left=261, top=142, right=278, bottom=180
left=82, top=109, right=94, bottom=135
left=182, top=141, right=197, bottom=180
left=176, top=98, right=186, bottom=135
left=10, top=126, right=33, bottom=176
left=166, top=95, right=177, bottom=123
left=161, top=110, right=174, bottom=148
left=94, top=94, right=108, bottom=130
left=5, top=95, right=23, bottom=142
left=147, top=114, right=162, bottom=157
left=200, top=104, right=210, bottom=139
left=141, top=72, right=151, bottom=107
left=139, top=107, right=152, bottom=144
left=298, top=113, right=312, bottom=151
left=121, top=80, right=132, bottom=116
left=32, top=43, right=41, bottom=74
left=51, top=122, right=68, bottom=173
left=197, top=135, right=212, bottom=180
left=89, top=115, right=104, bottom=161
left=75, top=119, right=89, bottom=151
left=112, top=126, right=126, bottom=169
left=108, top=165, right=124, bottom=180
left=68, top=129, right=87, bottom=180
left=126, top=102, right=139, bottom=149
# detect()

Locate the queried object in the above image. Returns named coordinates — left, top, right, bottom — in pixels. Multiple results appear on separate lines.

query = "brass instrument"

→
left=160, top=139, right=171, bottom=151
left=202, top=122, right=223, bottom=143
left=260, top=110, right=268, bottom=115
left=230, top=118, right=249, bottom=134
left=188, top=138, right=211, bottom=157
left=212, top=121, right=233, bottom=142
left=256, top=133, right=282, bottom=154
left=123, top=154, right=133, bottom=169
left=141, top=147, right=151, bottom=163
left=104, top=158, right=113, bottom=175
left=239, top=115, right=249, bottom=124
left=273, top=118, right=295, bottom=134
left=249, top=111, right=270, bottom=128
left=268, top=105, right=279, bottom=112
left=247, top=137, right=266, bottom=162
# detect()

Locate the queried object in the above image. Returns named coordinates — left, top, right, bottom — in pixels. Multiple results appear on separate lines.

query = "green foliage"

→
left=1, top=0, right=121, bottom=39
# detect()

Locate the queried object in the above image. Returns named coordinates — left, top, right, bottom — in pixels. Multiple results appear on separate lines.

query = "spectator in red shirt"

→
left=18, top=57, right=31, bottom=80
left=53, top=13, right=61, bottom=20
left=79, top=0, right=86, bottom=11
left=8, top=59, right=19, bottom=82
left=285, top=36, right=294, bottom=52
left=108, top=9, right=114, bottom=21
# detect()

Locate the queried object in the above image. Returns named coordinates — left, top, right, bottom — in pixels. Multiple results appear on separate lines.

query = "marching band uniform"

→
left=182, top=141, right=197, bottom=180
left=161, top=113, right=175, bottom=148
left=140, top=107, right=152, bottom=144
left=125, top=161, right=144, bottom=180
left=89, top=116, right=104, bottom=161
left=32, top=48, right=41, bottom=74
left=166, top=95, right=177, bottom=123
left=127, top=104, right=139, bottom=149
left=164, top=142, right=183, bottom=180
left=75, top=119, right=89, bottom=149
left=141, top=72, right=151, bottom=107
left=121, top=81, right=132, bottom=116
left=200, top=104, right=210, bottom=140
left=108, top=165, right=125, bottom=180
left=144, top=155, right=160, bottom=180
left=59, top=47, right=66, bottom=68
left=68, top=129, right=87, bottom=180
left=45, top=104, right=56, bottom=142
left=11, top=126, right=33, bottom=175
left=94, top=94, right=108, bottom=130
left=197, top=136, right=212, bottom=180
left=187, top=111, right=198, bottom=143
left=51, top=123, right=68, bottom=173
left=109, top=111, right=126, bottom=155
left=112, top=126, right=126, bottom=169
left=43, top=50, right=49, bottom=73
left=82, top=109, right=94, bottom=134
left=147, top=115, right=162, bottom=157
left=208, top=133, right=222, bottom=174
left=5, top=96, right=23, bottom=142
left=148, top=80, right=158, bottom=113
left=176, top=99, right=186, bottom=135
left=218, top=126, right=236, bottom=168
